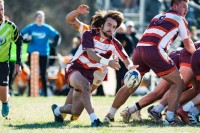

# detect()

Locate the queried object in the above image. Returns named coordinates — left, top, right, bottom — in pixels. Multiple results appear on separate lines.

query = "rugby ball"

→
left=124, top=69, right=141, bottom=88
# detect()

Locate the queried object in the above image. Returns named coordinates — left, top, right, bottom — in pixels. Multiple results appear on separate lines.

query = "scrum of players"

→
left=50, top=0, right=200, bottom=127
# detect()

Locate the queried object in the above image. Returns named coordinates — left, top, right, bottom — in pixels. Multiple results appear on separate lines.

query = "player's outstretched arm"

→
left=66, top=4, right=89, bottom=30
left=183, top=38, right=196, bottom=54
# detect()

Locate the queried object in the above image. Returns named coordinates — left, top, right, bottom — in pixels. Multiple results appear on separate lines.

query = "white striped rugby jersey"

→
left=67, top=29, right=128, bottom=71
left=137, top=10, right=190, bottom=52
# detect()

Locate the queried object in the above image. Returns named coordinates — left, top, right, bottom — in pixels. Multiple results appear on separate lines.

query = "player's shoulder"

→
left=166, top=11, right=184, bottom=23
left=83, top=28, right=99, bottom=37
left=4, top=20, right=17, bottom=28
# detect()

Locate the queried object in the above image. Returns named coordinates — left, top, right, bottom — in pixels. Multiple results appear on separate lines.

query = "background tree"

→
left=4, top=0, right=96, bottom=55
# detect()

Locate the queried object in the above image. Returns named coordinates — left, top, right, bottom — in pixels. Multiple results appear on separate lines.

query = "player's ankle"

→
left=54, top=106, right=61, bottom=116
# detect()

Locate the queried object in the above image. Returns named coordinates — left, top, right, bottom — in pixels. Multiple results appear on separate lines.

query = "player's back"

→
left=138, top=10, right=189, bottom=51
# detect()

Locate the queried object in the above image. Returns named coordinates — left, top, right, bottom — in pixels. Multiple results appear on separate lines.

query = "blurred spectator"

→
left=110, top=0, right=123, bottom=9
left=69, top=35, right=81, bottom=56
left=21, top=10, right=61, bottom=97
left=145, top=0, right=162, bottom=23
left=115, top=23, right=134, bottom=94
left=49, top=46, right=57, bottom=66
left=186, top=1, right=198, bottom=28
left=180, top=26, right=199, bottom=48
left=162, top=0, right=171, bottom=11
left=121, top=0, right=139, bottom=13
left=125, top=20, right=139, bottom=49
left=190, top=0, right=200, bottom=29
left=194, top=0, right=200, bottom=5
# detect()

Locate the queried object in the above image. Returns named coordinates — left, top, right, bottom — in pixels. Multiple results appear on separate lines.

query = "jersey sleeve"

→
left=21, top=24, right=31, bottom=35
left=12, top=23, right=23, bottom=64
left=178, top=17, right=190, bottom=40
left=11, top=23, right=21, bottom=43
left=81, top=30, right=94, bottom=49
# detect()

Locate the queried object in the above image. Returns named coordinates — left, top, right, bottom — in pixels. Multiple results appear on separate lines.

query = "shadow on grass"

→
left=7, top=119, right=196, bottom=129
left=121, top=119, right=196, bottom=128
left=8, top=121, right=70, bottom=129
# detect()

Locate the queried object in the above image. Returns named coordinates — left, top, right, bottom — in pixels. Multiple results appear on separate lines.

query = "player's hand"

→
left=14, top=64, right=22, bottom=76
left=76, top=5, right=89, bottom=14
left=128, top=65, right=139, bottom=70
left=108, top=59, right=121, bottom=70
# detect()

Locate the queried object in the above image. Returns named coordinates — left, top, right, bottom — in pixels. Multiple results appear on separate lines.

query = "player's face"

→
left=176, top=1, right=188, bottom=17
left=0, top=3, right=4, bottom=22
left=35, top=14, right=44, bottom=25
left=101, top=18, right=117, bottom=38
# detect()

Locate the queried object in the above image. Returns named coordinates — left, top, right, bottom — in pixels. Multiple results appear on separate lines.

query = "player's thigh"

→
left=65, top=89, right=73, bottom=105
left=179, top=66, right=194, bottom=85
left=191, top=50, right=200, bottom=81
left=0, top=62, right=9, bottom=86
left=69, top=71, right=90, bottom=91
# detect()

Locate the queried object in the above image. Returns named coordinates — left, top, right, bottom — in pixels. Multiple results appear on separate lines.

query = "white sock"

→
left=89, top=112, right=98, bottom=122
left=153, top=104, right=164, bottom=113
left=166, top=111, right=174, bottom=121
left=108, top=107, right=117, bottom=118
left=129, top=103, right=138, bottom=114
left=54, top=107, right=61, bottom=116
left=189, top=107, right=200, bottom=116
left=183, top=101, right=194, bottom=112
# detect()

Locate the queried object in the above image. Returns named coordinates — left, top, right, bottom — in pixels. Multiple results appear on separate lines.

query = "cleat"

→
left=120, top=107, right=131, bottom=123
left=91, top=119, right=103, bottom=127
left=163, top=119, right=178, bottom=126
left=103, top=113, right=114, bottom=124
left=51, top=104, right=64, bottom=122
left=188, top=113, right=199, bottom=125
left=131, top=110, right=142, bottom=121
left=196, top=115, right=199, bottom=123
left=147, top=106, right=162, bottom=122
left=70, top=115, right=79, bottom=121
left=174, top=114, right=183, bottom=124
left=2, top=102, right=10, bottom=117
left=176, top=107, right=190, bottom=124
left=61, top=113, right=67, bottom=119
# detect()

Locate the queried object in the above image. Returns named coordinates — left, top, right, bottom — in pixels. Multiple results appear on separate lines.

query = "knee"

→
left=71, top=110, right=81, bottom=116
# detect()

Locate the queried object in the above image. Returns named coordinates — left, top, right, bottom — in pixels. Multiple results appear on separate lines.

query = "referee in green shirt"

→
left=0, top=0, right=22, bottom=117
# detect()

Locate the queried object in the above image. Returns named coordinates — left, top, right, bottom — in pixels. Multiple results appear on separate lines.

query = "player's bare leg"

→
left=161, top=68, right=183, bottom=125
left=120, top=79, right=170, bottom=122
left=104, top=76, right=143, bottom=123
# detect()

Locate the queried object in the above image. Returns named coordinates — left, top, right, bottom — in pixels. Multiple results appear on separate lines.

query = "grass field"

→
left=0, top=96, right=200, bottom=133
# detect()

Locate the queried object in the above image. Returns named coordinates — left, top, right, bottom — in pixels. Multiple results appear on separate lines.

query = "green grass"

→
left=0, top=96, right=200, bottom=133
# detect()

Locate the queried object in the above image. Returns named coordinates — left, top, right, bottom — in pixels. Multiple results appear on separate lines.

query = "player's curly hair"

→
left=171, top=0, right=189, bottom=6
left=90, top=10, right=124, bottom=29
